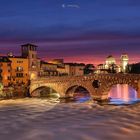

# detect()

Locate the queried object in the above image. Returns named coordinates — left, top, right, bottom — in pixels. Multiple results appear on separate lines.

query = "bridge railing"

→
left=31, top=73, right=140, bottom=83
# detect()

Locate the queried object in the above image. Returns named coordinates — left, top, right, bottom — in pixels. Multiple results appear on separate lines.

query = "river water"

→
left=0, top=84, right=140, bottom=140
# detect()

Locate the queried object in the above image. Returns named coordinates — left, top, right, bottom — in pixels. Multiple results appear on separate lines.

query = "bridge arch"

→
left=31, top=86, right=60, bottom=98
left=108, top=84, right=138, bottom=101
left=65, top=84, right=92, bottom=98
left=100, top=78, right=138, bottom=98
left=107, top=80, right=138, bottom=93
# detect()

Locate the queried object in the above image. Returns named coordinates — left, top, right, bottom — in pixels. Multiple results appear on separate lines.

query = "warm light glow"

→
left=30, top=73, right=37, bottom=80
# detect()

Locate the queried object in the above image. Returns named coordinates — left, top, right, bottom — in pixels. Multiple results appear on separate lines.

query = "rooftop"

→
left=21, top=43, right=38, bottom=47
left=65, top=63, right=85, bottom=66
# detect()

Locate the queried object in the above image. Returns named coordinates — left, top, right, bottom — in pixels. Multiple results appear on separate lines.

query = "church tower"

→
left=120, top=54, right=129, bottom=73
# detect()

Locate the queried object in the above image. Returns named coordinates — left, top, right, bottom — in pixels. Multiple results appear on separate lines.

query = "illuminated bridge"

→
left=30, top=74, right=140, bottom=101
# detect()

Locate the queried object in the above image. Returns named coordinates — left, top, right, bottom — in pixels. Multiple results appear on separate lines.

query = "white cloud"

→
left=62, top=4, right=80, bottom=9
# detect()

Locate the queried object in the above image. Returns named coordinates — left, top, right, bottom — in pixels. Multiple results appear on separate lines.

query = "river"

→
left=0, top=84, right=140, bottom=140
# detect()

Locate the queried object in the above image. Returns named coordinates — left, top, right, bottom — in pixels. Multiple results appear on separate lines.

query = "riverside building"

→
left=0, top=56, right=12, bottom=86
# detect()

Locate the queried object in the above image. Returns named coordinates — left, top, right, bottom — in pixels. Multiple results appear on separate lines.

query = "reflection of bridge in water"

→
left=30, top=74, right=140, bottom=101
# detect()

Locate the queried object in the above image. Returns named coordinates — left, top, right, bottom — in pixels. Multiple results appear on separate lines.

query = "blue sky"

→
left=0, top=0, right=140, bottom=64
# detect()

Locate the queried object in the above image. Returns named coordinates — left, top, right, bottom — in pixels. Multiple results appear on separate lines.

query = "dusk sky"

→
left=0, top=0, right=140, bottom=64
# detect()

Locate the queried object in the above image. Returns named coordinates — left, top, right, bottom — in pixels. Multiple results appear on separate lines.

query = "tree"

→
left=84, top=64, right=95, bottom=75
left=107, top=64, right=117, bottom=73
left=127, top=63, right=140, bottom=74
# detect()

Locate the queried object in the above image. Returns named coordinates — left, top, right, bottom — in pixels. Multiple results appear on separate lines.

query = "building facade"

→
left=96, top=54, right=128, bottom=74
left=58, top=63, right=85, bottom=76
left=105, top=55, right=116, bottom=69
left=40, top=61, right=58, bottom=76
left=120, top=54, right=129, bottom=73
left=9, top=57, right=29, bottom=85
left=0, top=56, right=12, bottom=86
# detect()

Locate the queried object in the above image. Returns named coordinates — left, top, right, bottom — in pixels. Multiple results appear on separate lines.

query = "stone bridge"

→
left=30, top=74, right=140, bottom=101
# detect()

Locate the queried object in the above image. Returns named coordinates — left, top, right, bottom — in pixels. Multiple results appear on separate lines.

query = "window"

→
left=7, top=63, right=11, bottom=66
left=17, top=66, right=23, bottom=72
left=17, top=61, right=23, bottom=63
left=16, top=73, right=23, bottom=77
left=8, top=76, right=11, bottom=80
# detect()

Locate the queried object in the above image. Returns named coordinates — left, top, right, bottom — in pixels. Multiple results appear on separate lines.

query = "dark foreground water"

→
left=0, top=98, right=140, bottom=140
left=0, top=84, right=140, bottom=139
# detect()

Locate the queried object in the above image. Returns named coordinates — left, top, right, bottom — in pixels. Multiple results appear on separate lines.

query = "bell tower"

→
left=120, top=54, right=129, bottom=73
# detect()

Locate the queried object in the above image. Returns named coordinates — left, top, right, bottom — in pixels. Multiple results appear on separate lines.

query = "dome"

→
left=106, top=55, right=116, bottom=65
left=106, top=55, right=114, bottom=59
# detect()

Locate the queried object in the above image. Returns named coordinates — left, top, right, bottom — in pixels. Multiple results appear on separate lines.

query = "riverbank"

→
left=0, top=98, right=139, bottom=140
left=0, top=86, right=29, bottom=99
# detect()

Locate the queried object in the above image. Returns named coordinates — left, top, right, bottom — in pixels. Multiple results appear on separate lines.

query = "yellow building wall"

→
left=0, top=62, right=11, bottom=86
left=9, top=57, right=29, bottom=85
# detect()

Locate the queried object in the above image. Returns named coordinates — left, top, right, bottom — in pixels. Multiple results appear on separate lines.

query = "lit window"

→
left=17, top=66, right=23, bottom=71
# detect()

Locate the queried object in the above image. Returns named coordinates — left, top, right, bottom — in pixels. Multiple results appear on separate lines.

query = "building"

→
left=58, top=63, right=85, bottom=76
left=8, top=56, right=29, bottom=85
left=97, top=64, right=106, bottom=70
left=95, top=64, right=108, bottom=74
left=21, top=43, right=40, bottom=80
left=40, top=61, right=58, bottom=76
left=120, top=54, right=129, bottom=73
left=0, top=56, right=12, bottom=86
left=57, top=65, right=68, bottom=76
left=105, top=55, right=116, bottom=69
left=96, top=55, right=121, bottom=74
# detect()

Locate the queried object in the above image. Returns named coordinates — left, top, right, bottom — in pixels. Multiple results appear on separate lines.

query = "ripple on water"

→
left=0, top=98, right=140, bottom=140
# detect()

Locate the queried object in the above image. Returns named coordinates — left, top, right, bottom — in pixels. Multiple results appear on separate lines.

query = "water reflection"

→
left=72, top=88, right=91, bottom=103
left=109, top=84, right=138, bottom=105
left=61, top=87, right=91, bottom=103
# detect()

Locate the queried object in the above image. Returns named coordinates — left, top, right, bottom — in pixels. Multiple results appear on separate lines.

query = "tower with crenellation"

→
left=21, top=43, right=40, bottom=80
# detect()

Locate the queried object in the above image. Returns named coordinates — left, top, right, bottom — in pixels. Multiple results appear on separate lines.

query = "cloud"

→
left=62, top=4, right=80, bottom=9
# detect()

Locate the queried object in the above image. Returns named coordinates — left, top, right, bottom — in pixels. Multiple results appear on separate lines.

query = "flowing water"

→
left=0, top=85, right=140, bottom=140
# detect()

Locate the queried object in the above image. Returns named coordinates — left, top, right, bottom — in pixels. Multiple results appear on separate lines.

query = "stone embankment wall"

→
left=0, top=86, right=29, bottom=100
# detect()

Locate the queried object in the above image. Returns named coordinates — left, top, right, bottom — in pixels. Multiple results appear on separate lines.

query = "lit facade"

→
left=57, top=65, right=68, bottom=76
left=64, top=63, right=85, bottom=76
left=105, top=55, right=116, bottom=69
left=120, top=54, right=129, bottom=73
left=0, top=56, right=12, bottom=86
left=9, top=57, right=29, bottom=85
left=40, top=61, right=58, bottom=76
left=96, top=55, right=123, bottom=73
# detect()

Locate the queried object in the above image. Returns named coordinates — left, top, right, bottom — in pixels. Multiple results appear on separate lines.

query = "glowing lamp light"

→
left=30, top=73, right=37, bottom=80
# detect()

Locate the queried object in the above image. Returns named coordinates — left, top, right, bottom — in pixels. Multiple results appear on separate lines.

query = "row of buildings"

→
left=0, top=43, right=129, bottom=87
left=0, top=44, right=86, bottom=87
